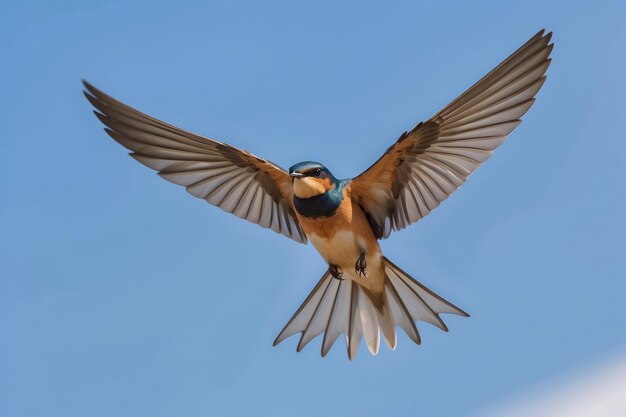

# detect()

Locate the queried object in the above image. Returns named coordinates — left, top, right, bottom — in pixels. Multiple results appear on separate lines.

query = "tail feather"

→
left=379, top=291, right=397, bottom=350
left=385, top=279, right=421, bottom=344
left=347, top=285, right=362, bottom=359
left=321, top=278, right=351, bottom=356
left=272, top=271, right=331, bottom=347
left=357, top=288, right=380, bottom=355
left=384, top=257, right=469, bottom=327
left=273, top=257, right=469, bottom=359
left=386, top=262, right=449, bottom=331
left=296, top=274, right=338, bottom=352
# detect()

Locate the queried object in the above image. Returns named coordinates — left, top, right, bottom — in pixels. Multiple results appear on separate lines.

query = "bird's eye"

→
left=313, top=169, right=322, bottom=177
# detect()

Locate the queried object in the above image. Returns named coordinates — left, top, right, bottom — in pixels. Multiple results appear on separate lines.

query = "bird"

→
left=84, top=29, right=553, bottom=359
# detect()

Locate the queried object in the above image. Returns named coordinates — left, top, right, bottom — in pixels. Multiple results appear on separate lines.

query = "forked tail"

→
left=273, top=257, right=469, bottom=359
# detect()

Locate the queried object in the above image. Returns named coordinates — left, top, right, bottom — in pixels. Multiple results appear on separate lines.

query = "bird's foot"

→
left=355, top=252, right=367, bottom=278
left=329, top=264, right=344, bottom=281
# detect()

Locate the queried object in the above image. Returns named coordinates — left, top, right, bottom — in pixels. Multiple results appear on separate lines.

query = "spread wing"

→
left=350, top=30, right=553, bottom=239
left=83, top=81, right=307, bottom=243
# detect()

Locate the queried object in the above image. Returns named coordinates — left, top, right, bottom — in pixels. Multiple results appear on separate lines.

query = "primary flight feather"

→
left=85, top=29, right=553, bottom=359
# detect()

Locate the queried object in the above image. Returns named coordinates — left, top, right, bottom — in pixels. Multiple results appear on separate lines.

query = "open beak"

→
left=289, top=171, right=305, bottom=178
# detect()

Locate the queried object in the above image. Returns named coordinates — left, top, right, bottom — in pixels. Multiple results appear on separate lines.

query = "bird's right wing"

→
left=84, top=81, right=307, bottom=243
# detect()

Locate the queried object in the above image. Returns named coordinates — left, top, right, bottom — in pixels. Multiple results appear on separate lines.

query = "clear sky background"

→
left=2, top=1, right=625, bottom=416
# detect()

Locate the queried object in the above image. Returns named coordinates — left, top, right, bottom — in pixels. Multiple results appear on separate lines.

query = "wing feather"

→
left=351, top=30, right=553, bottom=238
left=84, top=81, right=307, bottom=243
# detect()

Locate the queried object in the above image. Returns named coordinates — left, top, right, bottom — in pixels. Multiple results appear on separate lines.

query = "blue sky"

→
left=1, top=1, right=625, bottom=416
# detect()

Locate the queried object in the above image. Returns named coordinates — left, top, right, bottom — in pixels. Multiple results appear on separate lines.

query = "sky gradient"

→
left=2, top=1, right=625, bottom=416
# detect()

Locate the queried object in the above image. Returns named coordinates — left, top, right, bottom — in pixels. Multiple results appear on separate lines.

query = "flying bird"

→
left=84, top=29, right=553, bottom=359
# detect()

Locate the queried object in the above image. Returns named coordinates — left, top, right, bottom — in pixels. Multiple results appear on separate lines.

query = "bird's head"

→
left=289, top=161, right=337, bottom=198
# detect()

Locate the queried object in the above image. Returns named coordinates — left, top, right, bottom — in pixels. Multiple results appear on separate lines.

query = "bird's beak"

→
left=289, top=171, right=304, bottom=178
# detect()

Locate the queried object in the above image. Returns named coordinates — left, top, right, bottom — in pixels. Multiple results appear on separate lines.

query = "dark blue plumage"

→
left=289, top=161, right=348, bottom=218
left=288, top=161, right=326, bottom=176
left=293, top=179, right=348, bottom=218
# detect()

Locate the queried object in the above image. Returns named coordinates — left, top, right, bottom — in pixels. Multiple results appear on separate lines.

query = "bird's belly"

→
left=309, top=230, right=362, bottom=267
left=297, top=193, right=384, bottom=288
left=309, top=230, right=384, bottom=294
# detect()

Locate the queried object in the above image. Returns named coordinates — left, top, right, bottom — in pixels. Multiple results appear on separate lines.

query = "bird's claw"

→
left=355, top=252, right=367, bottom=278
left=329, top=264, right=344, bottom=281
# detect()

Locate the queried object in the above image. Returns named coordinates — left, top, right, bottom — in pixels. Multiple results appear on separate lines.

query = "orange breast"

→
left=297, top=185, right=380, bottom=260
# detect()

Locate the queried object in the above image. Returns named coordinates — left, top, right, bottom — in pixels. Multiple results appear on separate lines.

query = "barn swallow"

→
left=84, top=29, right=552, bottom=359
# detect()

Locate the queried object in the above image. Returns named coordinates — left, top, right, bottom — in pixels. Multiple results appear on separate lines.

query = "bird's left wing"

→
left=83, top=81, right=307, bottom=243
left=350, top=30, right=553, bottom=239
